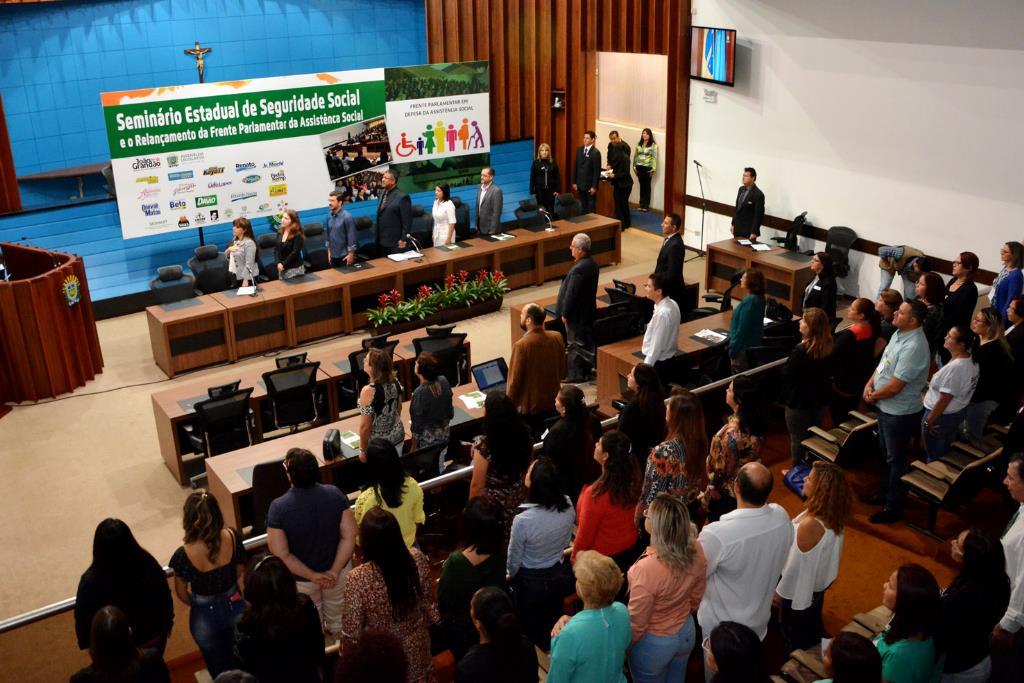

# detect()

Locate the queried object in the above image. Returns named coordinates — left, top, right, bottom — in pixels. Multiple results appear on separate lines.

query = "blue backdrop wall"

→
left=0, top=0, right=538, bottom=307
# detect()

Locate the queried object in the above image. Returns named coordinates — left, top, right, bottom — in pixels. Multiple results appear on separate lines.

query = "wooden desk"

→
left=595, top=311, right=734, bottom=403
left=211, top=281, right=295, bottom=358
left=206, top=382, right=488, bottom=529
left=705, top=239, right=814, bottom=313
left=146, top=296, right=232, bottom=378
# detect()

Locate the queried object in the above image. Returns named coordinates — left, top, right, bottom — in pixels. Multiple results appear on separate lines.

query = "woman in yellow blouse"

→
left=354, top=438, right=424, bottom=548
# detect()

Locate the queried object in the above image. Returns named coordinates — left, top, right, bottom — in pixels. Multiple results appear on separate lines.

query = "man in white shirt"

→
left=698, top=462, right=794, bottom=680
left=642, top=272, right=680, bottom=366
left=994, top=454, right=1024, bottom=679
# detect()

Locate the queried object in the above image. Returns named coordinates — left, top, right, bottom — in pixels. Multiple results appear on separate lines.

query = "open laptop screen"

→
left=471, top=358, right=508, bottom=391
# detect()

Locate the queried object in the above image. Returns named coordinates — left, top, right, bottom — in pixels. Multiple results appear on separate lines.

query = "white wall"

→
left=597, top=52, right=668, bottom=211
left=685, top=0, right=1024, bottom=298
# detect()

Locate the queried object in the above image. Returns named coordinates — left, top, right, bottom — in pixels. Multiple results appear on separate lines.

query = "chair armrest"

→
left=703, top=293, right=724, bottom=303
left=808, top=426, right=838, bottom=443
left=611, top=399, right=627, bottom=412
left=848, top=410, right=875, bottom=424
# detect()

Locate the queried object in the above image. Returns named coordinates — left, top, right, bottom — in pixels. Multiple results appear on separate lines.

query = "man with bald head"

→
left=507, top=302, right=566, bottom=417
left=698, top=461, right=793, bottom=665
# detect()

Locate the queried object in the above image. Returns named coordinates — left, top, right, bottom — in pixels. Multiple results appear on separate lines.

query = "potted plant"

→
left=366, top=269, right=508, bottom=334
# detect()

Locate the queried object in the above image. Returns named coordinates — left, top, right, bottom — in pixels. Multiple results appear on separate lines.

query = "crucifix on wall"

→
left=183, top=41, right=212, bottom=83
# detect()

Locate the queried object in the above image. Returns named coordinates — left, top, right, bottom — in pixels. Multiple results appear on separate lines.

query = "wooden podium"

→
left=0, top=243, right=104, bottom=405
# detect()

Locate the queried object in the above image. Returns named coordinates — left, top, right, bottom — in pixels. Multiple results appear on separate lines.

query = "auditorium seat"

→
left=302, top=222, right=329, bottom=271
left=688, top=269, right=744, bottom=321
left=354, top=215, right=379, bottom=259
left=514, top=199, right=547, bottom=231
left=409, top=204, right=433, bottom=248
left=188, top=245, right=232, bottom=295
left=554, top=192, right=582, bottom=220
left=451, top=196, right=473, bottom=240
left=148, top=265, right=196, bottom=304
left=801, top=410, right=878, bottom=467
left=256, top=233, right=280, bottom=281
left=262, top=362, right=322, bottom=433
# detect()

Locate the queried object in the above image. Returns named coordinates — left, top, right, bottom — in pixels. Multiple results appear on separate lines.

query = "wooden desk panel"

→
left=287, top=269, right=348, bottom=344
left=145, top=297, right=231, bottom=378
left=705, top=239, right=813, bottom=313
left=212, top=284, right=295, bottom=358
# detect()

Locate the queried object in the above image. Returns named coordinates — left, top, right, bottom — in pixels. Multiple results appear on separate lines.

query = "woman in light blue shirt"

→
left=507, top=457, right=575, bottom=651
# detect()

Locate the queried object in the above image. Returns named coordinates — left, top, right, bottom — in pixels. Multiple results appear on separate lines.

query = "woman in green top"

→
left=728, top=269, right=766, bottom=373
left=548, top=551, right=631, bottom=682
left=633, top=128, right=658, bottom=211
left=874, top=564, right=943, bottom=683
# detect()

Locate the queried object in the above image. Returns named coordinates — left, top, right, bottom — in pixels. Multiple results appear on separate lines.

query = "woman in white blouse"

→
left=775, top=461, right=853, bottom=653
left=431, top=183, right=457, bottom=247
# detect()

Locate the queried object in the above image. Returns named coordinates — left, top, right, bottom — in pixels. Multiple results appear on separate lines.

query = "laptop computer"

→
left=470, top=357, right=509, bottom=394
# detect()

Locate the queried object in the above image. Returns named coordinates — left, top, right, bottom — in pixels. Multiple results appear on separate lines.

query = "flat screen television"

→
left=690, top=26, right=736, bottom=87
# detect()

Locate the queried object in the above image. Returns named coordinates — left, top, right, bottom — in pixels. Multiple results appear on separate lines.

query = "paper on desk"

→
left=492, top=233, right=515, bottom=241
left=751, top=243, right=771, bottom=252
left=446, top=243, right=464, bottom=250
left=236, top=285, right=256, bottom=296
left=387, top=250, right=423, bottom=262
left=695, top=329, right=728, bottom=343
left=737, top=239, right=752, bottom=246
left=339, top=431, right=361, bottom=449
left=459, top=391, right=487, bottom=409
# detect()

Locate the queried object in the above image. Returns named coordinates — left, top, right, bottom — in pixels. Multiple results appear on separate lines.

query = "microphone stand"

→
left=538, top=207, right=554, bottom=229
left=686, top=161, right=708, bottom=263
left=244, top=262, right=260, bottom=297
left=404, top=234, right=424, bottom=261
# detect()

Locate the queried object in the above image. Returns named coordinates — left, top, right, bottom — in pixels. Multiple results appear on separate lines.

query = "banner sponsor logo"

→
left=136, top=175, right=158, bottom=184
left=263, top=160, right=284, bottom=167
left=203, top=166, right=225, bottom=175
left=166, top=154, right=179, bottom=167
left=147, top=218, right=169, bottom=228
left=196, top=194, right=218, bottom=208
left=173, top=182, right=196, bottom=195
left=242, top=174, right=261, bottom=184
left=258, top=202, right=271, bottom=212
left=193, top=212, right=207, bottom=225
left=141, top=203, right=161, bottom=216
left=223, top=208, right=234, bottom=218
left=131, top=156, right=162, bottom=170
left=268, top=183, right=287, bottom=197
left=270, top=171, right=286, bottom=182
left=235, top=162, right=257, bottom=172
left=177, top=215, right=190, bottom=228
left=137, top=187, right=160, bottom=200
left=207, top=180, right=232, bottom=188
left=210, top=209, right=220, bottom=221
left=231, top=192, right=257, bottom=202
left=169, top=199, right=187, bottom=210
left=168, top=170, right=194, bottom=181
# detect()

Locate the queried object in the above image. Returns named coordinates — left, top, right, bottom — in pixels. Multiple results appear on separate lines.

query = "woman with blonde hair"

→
left=358, top=347, right=404, bottom=454
left=961, top=306, right=1015, bottom=443
left=775, top=462, right=853, bottom=652
left=275, top=208, right=305, bottom=279
left=627, top=493, right=706, bottom=683
left=529, top=142, right=561, bottom=213
left=638, top=390, right=707, bottom=525
left=547, top=551, right=632, bottom=683
left=780, top=307, right=834, bottom=468
left=168, top=490, right=247, bottom=678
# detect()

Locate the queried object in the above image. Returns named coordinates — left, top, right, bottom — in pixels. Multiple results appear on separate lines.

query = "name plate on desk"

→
left=335, top=261, right=375, bottom=273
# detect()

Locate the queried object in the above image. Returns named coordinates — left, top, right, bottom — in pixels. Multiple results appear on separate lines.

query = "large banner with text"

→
left=102, top=61, right=489, bottom=239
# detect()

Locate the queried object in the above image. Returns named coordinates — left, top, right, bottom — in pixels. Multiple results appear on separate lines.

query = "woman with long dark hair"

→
left=940, top=252, right=979, bottom=354
left=821, top=632, right=882, bottom=683
left=729, top=270, right=766, bottom=372
left=275, top=209, right=305, bottom=279
left=236, top=555, right=325, bottom=682
left=358, top=348, right=405, bottom=453
left=71, top=606, right=170, bottom=683
left=456, top=586, right=538, bottom=682
left=831, top=297, right=881, bottom=424
left=342, top=508, right=438, bottom=683
left=639, top=390, right=708, bottom=525
left=431, top=182, right=457, bottom=246
left=962, top=307, right=1015, bottom=443
left=705, top=376, right=765, bottom=522
left=542, top=384, right=603, bottom=502
left=618, top=363, right=667, bottom=470
left=437, top=497, right=507, bottom=660
left=354, top=437, right=424, bottom=548
left=780, top=307, right=834, bottom=468
left=921, top=326, right=979, bottom=462
left=875, top=564, right=942, bottom=683
left=633, top=128, right=658, bottom=212
left=939, top=530, right=1010, bottom=681
left=226, top=216, right=258, bottom=286
left=168, top=490, right=247, bottom=678
left=507, top=457, right=575, bottom=651
left=573, top=430, right=642, bottom=573
left=706, top=621, right=766, bottom=683
left=409, top=351, right=454, bottom=453
left=992, top=241, right=1023, bottom=323
left=75, top=518, right=173, bottom=655
left=916, top=271, right=946, bottom=358
left=802, top=252, right=837, bottom=319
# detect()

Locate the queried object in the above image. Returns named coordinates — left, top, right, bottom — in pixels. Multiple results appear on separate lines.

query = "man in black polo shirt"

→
left=267, top=448, right=356, bottom=640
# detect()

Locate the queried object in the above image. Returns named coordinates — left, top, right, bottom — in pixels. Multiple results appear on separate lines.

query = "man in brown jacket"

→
left=507, top=303, right=566, bottom=416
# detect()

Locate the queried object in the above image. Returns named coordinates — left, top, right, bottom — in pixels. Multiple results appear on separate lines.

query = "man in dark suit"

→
left=375, top=169, right=411, bottom=255
left=656, top=212, right=687, bottom=311
left=571, top=130, right=601, bottom=214
left=474, top=166, right=503, bottom=234
left=605, top=130, right=633, bottom=230
left=557, top=233, right=599, bottom=380
left=731, top=166, right=765, bottom=241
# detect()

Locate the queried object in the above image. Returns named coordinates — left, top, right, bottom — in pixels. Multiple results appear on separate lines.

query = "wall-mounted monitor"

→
left=690, top=26, right=736, bottom=87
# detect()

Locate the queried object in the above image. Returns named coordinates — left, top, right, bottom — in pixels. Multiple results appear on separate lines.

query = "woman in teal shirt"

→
left=873, top=564, right=943, bottom=683
left=547, top=551, right=631, bottom=682
left=728, top=269, right=766, bottom=372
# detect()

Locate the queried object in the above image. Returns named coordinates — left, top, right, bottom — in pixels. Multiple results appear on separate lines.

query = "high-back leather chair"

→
left=451, top=197, right=472, bottom=240
left=149, top=265, right=196, bottom=304
left=354, top=215, right=379, bottom=259
left=554, top=192, right=582, bottom=220
left=257, top=233, right=279, bottom=281
left=413, top=333, right=469, bottom=387
left=262, top=362, right=321, bottom=432
left=515, top=199, right=546, bottom=231
left=188, top=245, right=232, bottom=294
left=303, top=222, right=329, bottom=271
left=409, top=204, right=433, bottom=248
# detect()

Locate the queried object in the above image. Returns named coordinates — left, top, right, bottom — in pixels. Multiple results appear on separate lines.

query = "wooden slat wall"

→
left=425, top=0, right=691, bottom=215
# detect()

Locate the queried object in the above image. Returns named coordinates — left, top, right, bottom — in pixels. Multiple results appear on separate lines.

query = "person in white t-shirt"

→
left=641, top=272, right=681, bottom=366
left=922, top=325, right=980, bottom=462
left=431, top=183, right=457, bottom=247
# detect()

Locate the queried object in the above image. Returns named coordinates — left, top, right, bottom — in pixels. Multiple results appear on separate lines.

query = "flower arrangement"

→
left=366, top=269, right=508, bottom=328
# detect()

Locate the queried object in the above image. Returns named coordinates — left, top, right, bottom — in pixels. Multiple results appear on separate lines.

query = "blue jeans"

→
left=630, top=616, right=696, bottom=683
left=189, top=585, right=245, bottom=678
left=877, top=246, right=919, bottom=300
left=961, top=400, right=999, bottom=442
left=923, top=408, right=966, bottom=461
left=877, top=409, right=922, bottom=513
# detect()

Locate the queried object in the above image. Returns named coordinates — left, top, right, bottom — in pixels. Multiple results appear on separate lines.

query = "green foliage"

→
left=365, top=270, right=509, bottom=329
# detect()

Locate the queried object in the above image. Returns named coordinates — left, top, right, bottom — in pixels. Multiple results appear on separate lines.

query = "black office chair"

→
left=186, top=387, right=255, bottom=487
left=452, top=196, right=473, bottom=240
left=354, top=216, right=379, bottom=260
left=149, top=265, right=197, bottom=304
left=409, top=204, right=433, bottom=248
left=688, top=269, right=745, bottom=321
left=188, top=245, right=232, bottom=295
left=340, top=341, right=400, bottom=409
left=515, top=200, right=547, bottom=231
left=401, top=442, right=448, bottom=482
left=249, top=459, right=291, bottom=536
left=257, top=233, right=280, bottom=281
left=771, top=211, right=808, bottom=251
left=572, top=312, right=641, bottom=373
left=425, top=324, right=456, bottom=338
left=823, top=226, right=857, bottom=279
left=362, top=332, right=393, bottom=349
left=654, top=354, right=701, bottom=391
left=275, top=352, right=308, bottom=369
left=612, top=279, right=637, bottom=295
left=605, top=287, right=653, bottom=331
left=413, top=333, right=469, bottom=387
left=262, top=362, right=321, bottom=432
left=302, top=222, right=329, bottom=271
left=554, top=192, right=582, bottom=220
left=207, top=380, right=241, bottom=398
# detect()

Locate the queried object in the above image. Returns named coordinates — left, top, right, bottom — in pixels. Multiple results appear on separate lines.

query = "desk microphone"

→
left=538, top=207, right=555, bottom=229
left=404, top=233, right=423, bottom=256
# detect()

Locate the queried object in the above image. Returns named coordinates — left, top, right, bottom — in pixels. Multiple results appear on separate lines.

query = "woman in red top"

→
left=572, top=430, right=642, bottom=575
left=830, top=297, right=881, bottom=425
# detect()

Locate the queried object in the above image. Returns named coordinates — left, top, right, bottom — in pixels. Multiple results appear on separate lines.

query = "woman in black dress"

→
left=617, top=363, right=666, bottom=471
left=275, top=209, right=305, bottom=279
left=801, top=251, right=837, bottom=320
left=529, top=143, right=561, bottom=213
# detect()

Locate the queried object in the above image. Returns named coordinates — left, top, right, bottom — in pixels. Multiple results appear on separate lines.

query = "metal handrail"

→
left=0, top=357, right=787, bottom=636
